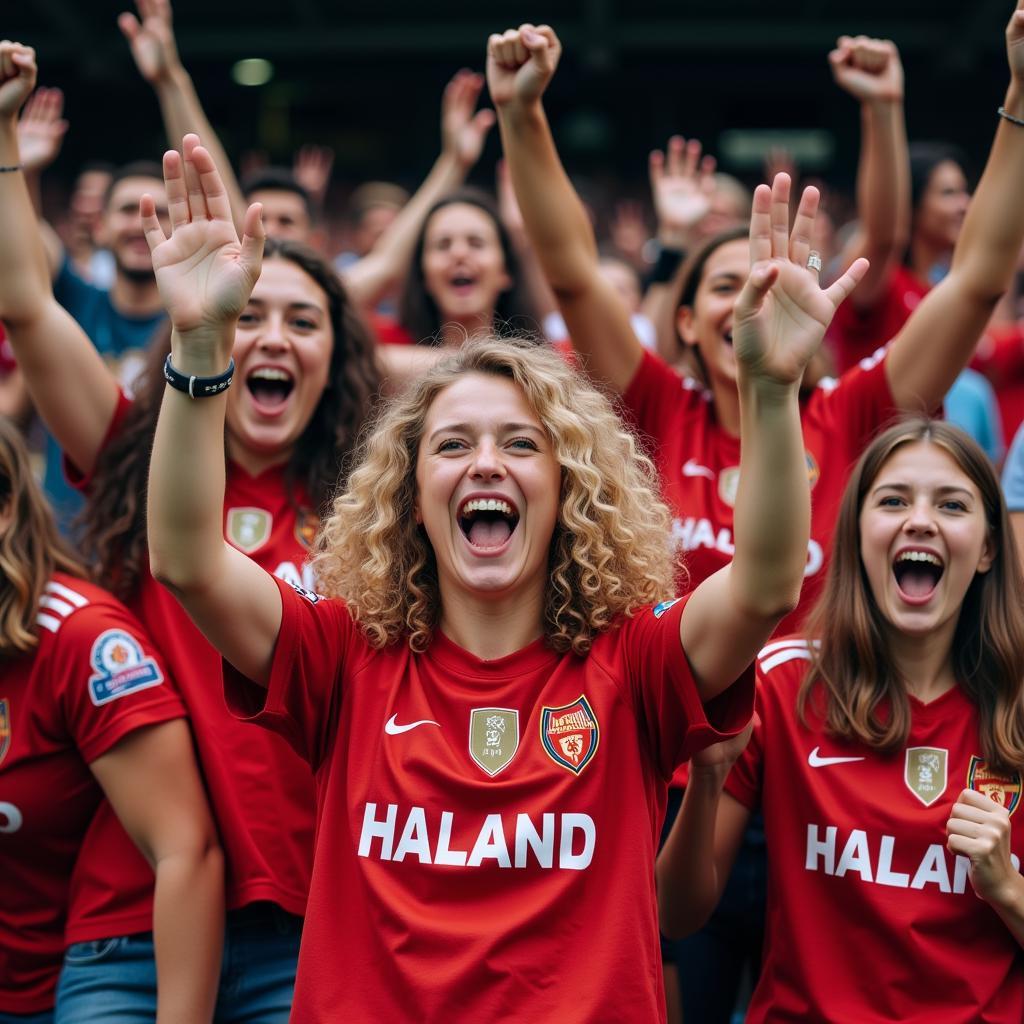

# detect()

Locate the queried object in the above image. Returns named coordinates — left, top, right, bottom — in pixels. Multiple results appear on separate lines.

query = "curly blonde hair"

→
left=313, top=338, right=676, bottom=653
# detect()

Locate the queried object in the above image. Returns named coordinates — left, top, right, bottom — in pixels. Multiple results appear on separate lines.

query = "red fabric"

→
left=726, top=638, right=1024, bottom=1023
left=0, top=573, right=184, bottom=1013
left=65, top=451, right=317, bottom=943
left=826, top=265, right=929, bottom=373
left=370, top=314, right=415, bottom=346
left=972, top=323, right=1024, bottom=446
left=223, top=580, right=752, bottom=1023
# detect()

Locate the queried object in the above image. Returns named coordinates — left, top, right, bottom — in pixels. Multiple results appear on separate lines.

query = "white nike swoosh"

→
left=808, top=746, right=865, bottom=768
left=384, top=714, right=441, bottom=736
left=682, top=459, right=715, bottom=480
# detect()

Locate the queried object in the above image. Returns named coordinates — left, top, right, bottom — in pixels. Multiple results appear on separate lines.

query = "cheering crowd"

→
left=4, top=3, right=1024, bottom=1023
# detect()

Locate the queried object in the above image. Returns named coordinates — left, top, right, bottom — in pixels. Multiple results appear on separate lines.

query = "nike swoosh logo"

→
left=808, top=746, right=865, bottom=768
left=384, top=714, right=441, bottom=736
left=682, top=459, right=715, bottom=480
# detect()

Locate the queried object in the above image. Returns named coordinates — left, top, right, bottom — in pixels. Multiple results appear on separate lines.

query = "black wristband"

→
left=648, top=246, right=686, bottom=284
left=163, top=354, right=235, bottom=398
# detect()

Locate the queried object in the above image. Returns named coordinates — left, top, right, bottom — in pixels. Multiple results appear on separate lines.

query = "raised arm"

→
left=146, top=135, right=281, bottom=685
left=680, top=176, right=868, bottom=699
left=121, top=0, right=248, bottom=229
left=341, top=69, right=494, bottom=310
left=91, top=720, right=223, bottom=1024
left=489, top=25, right=642, bottom=392
left=829, top=35, right=909, bottom=310
left=886, top=1, right=1024, bottom=412
left=0, top=43, right=120, bottom=474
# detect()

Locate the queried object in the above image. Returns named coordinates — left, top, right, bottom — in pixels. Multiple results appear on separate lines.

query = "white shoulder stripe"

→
left=45, top=580, right=89, bottom=608
left=36, top=612, right=62, bottom=633
left=39, top=594, right=75, bottom=618
left=758, top=638, right=811, bottom=658
left=759, top=648, right=814, bottom=674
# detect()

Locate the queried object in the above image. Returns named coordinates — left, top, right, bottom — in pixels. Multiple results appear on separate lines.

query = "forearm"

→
left=984, top=873, right=1024, bottom=949
left=497, top=101, right=597, bottom=296
left=731, top=373, right=808, bottom=617
left=656, top=769, right=729, bottom=939
left=148, top=331, right=233, bottom=592
left=152, top=842, right=224, bottom=1024
left=0, top=122, right=54, bottom=321
left=343, top=152, right=465, bottom=309
left=155, top=67, right=247, bottom=228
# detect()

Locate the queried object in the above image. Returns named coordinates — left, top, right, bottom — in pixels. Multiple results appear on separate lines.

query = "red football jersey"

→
left=0, top=573, right=184, bottom=1013
left=622, top=347, right=898, bottom=642
left=65, top=397, right=317, bottom=942
left=725, top=638, right=1024, bottom=1024
left=223, top=579, right=752, bottom=1023
left=826, top=265, right=929, bottom=373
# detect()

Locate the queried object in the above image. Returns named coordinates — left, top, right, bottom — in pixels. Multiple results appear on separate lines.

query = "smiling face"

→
left=414, top=372, right=561, bottom=606
left=102, top=176, right=167, bottom=281
left=859, top=441, right=993, bottom=642
left=676, top=237, right=749, bottom=388
left=421, top=203, right=512, bottom=328
left=225, top=257, right=334, bottom=470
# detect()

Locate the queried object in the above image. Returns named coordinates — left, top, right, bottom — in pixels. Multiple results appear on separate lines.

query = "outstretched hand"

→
left=1008, top=0, right=1024, bottom=85
left=441, top=68, right=495, bottom=171
left=649, top=135, right=716, bottom=246
left=828, top=35, right=903, bottom=103
left=17, top=86, right=67, bottom=172
left=119, top=0, right=181, bottom=85
left=733, top=174, right=868, bottom=387
left=0, top=41, right=37, bottom=122
left=486, top=24, right=561, bottom=109
left=142, top=134, right=264, bottom=344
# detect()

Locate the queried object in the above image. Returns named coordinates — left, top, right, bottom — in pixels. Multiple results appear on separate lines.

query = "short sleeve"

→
left=51, top=600, right=185, bottom=764
left=614, top=595, right=755, bottom=779
left=63, top=390, right=133, bottom=494
left=621, top=349, right=694, bottom=442
left=223, top=575, right=368, bottom=769
left=723, top=683, right=766, bottom=810
left=1003, top=422, right=1024, bottom=511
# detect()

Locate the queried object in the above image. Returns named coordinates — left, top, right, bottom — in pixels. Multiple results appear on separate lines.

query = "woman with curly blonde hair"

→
left=145, top=130, right=865, bottom=1022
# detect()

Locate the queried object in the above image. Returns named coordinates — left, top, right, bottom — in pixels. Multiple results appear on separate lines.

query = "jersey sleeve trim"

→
left=63, top=390, right=133, bottom=494
left=78, top=705, right=187, bottom=765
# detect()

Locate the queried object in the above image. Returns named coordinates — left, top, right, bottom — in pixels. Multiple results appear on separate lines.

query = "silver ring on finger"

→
left=806, top=250, right=823, bottom=274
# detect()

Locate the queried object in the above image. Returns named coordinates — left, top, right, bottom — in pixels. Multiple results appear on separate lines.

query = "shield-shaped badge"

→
left=0, top=699, right=9, bottom=767
left=541, top=695, right=599, bottom=775
left=718, top=467, right=740, bottom=508
left=469, top=708, right=519, bottom=777
left=904, top=746, right=947, bottom=806
left=967, top=755, right=1022, bottom=815
left=226, top=508, right=272, bottom=554
left=294, top=507, right=318, bottom=549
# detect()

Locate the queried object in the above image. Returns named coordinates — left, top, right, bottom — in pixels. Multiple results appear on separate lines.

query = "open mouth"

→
left=246, top=367, right=295, bottom=410
left=457, top=497, right=520, bottom=549
left=892, top=550, right=945, bottom=601
left=449, top=273, right=478, bottom=293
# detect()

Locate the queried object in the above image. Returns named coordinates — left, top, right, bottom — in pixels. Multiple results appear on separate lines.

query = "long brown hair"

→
left=799, top=417, right=1024, bottom=773
left=0, top=418, right=85, bottom=655
left=78, top=239, right=382, bottom=601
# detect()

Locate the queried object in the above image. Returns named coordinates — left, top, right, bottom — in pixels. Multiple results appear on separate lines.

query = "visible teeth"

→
left=896, top=551, right=942, bottom=566
left=461, top=498, right=514, bottom=516
left=250, top=368, right=292, bottom=382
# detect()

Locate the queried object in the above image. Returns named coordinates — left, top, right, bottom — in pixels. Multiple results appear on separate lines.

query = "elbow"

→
left=149, top=547, right=209, bottom=598
left=657, top=898, right=714, bottom=942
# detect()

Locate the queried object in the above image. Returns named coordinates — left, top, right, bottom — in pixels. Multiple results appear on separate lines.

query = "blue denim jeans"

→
left=0, top=1012, right=54, bottom=1024
left=54, top=903, right=301, bottom=1024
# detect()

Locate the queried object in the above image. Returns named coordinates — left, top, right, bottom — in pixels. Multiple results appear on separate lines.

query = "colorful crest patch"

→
left=469, top=708, right=519, bottom=777
left=541, top=695, right=599, bottom=775
left=0, top=699, right=10, bottom=767
left=88, top=630, right=164, bottom=707
left=653, top=597, right=682, bottom=619
left=294, top=507, right=318, bottom=550
left=904, top=746, right=948, bottom=806
left=226, top=507, right=272, bottom=554
left=967, top=755, right=1022, bottom=816
left=805, top=451, right=820, bottom=490
left=718, top=467, right=740, bottom=508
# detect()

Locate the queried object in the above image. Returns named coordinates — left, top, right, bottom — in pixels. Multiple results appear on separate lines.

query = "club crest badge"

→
left=653, top=597, right=682, bottom=619
left=88, top=630, right=164, bottom=707
left=226, top=507, right=272, bottom=554
left=294, top=507, right=318, bottom=550
left=469, top=708, right=519, bottom=777
left=967, top=755, right=1022, bottom=816
left=904, top=746, right=948, bottom=806
left=805, top=451, right=820, bottom=490
left=718, top=467, right=740, bottom=508
left=541, top=695, right=599, bottom=775
left=0, top=699, right=10, bottom=767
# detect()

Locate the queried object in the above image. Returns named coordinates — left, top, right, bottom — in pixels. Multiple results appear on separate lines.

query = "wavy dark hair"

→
left=799, top=417, right=1024, bottom=774
left=0, top=418, right=85, bottom=655
left=397, top=187, right=538, bottom=344
left=78, top=238, right=382, bottom=601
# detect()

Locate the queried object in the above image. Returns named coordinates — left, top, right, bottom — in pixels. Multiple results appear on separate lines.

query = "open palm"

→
left=734, top=175, right=867, bottom=386
left=143, top=135, right=263, bottom=339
